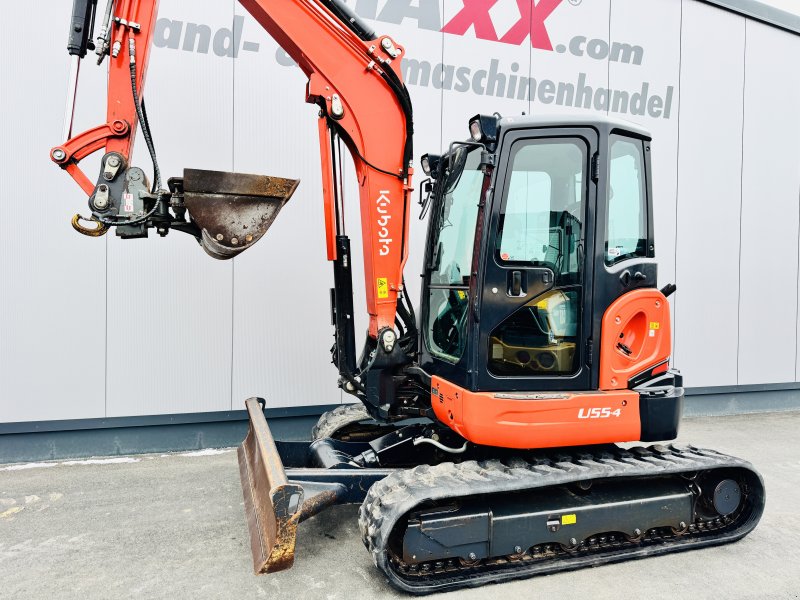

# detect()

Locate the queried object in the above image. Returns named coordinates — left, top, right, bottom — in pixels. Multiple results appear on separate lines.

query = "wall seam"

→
left=607, top=0, right=612, bottom=116
left=231, top=266, right=236, bottom=410
left=735, top=19, right=748, bottom=386
left=795, top=137, right=800, bottom=379
left=528, top=0, right=533, bottom=114
left=230, top=0, right=236, bottom=410
left=104, top=213, right=109, bottom=416
left=440, top=0, right=444, bottom=148
left=673, top=0, right=684, bottom=362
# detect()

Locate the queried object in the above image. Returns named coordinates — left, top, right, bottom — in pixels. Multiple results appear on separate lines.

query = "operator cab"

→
left=420, top=114, right=656, bottom=393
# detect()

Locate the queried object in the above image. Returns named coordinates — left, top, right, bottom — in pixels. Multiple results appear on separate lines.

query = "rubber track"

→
left=358, top=444, right=765, bottom=594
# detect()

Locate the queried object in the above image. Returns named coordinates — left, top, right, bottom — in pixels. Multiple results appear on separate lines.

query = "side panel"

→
left=599, top=289, right=671, bottom=390
left=432, top=376, right=640, bottom=449
left=738, top=21, right=800, bottom=385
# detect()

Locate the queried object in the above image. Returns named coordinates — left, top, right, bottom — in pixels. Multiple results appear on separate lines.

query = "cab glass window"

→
left=424, top=146, right=483, bottom=362
left=489, top=137, right=587, bottom=377
left=497, top=138, right=586, bottom=285
left=606, top=136, right=647, bottom=265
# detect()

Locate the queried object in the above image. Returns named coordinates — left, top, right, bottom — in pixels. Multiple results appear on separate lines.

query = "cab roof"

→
left=497, top=113, right=652, bottom=140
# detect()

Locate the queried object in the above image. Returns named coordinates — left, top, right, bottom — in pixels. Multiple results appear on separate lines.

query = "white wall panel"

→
left=0, top=2, right=107, bottom=421
left=609, top=0, right=681, bottom=356
left=531, top=0, right=610, bottom=117
left=439, top=0, right=530, bottom=144
left=105, top=0, right=236, bottom=416
left=230, top=5, right=340, bottom=409
left=675, top=3, right=745, bottom=387
left=738, top=20, right=800, bottom=384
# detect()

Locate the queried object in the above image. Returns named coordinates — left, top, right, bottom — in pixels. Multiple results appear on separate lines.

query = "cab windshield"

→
left=424, top=146, right=483, bottom=362
left=427, top=146, right=483, bottom=285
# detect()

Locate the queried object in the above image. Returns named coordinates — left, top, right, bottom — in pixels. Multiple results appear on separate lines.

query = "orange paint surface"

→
left=599, top=289, right=672, bottom=390
left=432, top=376, right=640, bottom=449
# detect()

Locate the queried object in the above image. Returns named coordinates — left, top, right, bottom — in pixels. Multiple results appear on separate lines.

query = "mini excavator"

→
left=54, top=0, right=764, bottom=593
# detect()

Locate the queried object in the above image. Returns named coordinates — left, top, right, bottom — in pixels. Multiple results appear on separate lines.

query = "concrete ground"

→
left=1, top=412, right=798, bottom=600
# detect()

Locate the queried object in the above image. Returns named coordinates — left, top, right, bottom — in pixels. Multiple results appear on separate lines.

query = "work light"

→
left=468, top=114, right=498, bottom=144
left=420, top=153, right=440, bottom=178
left=469, top=120, right=482, bottom=142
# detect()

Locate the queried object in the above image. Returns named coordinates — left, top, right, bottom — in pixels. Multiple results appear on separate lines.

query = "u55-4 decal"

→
left=578, top=407, right=622, bottom=419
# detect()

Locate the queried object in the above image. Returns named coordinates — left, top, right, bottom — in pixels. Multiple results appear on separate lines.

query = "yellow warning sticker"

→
left=561, top=514, right=577, bottom=526
left=377, top=277, right=389, bottom=299
left=456, top=290, right=467, bottom=300
left=650, top=321, right=660, bottom=330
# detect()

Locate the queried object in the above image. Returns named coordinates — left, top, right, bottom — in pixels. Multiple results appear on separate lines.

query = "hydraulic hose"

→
left=96, top=37, right=163, bottom=227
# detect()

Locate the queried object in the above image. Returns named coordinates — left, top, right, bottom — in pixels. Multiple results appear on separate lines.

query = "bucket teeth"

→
left=182, top=169, right=299, bottom=260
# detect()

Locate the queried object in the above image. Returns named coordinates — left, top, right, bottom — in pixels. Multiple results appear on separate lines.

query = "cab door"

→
left=473, top=128, right=598, bottom=392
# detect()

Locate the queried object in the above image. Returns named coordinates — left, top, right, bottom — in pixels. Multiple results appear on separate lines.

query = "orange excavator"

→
left=54, top=0, right=764, bottom=593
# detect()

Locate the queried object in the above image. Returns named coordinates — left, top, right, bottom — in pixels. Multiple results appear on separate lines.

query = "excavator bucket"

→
left=237, top=398, right=304, bottom=573
left=182, top=169, right=299, bottom=260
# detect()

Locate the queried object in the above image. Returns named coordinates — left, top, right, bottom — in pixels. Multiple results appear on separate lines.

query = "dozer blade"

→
left=238, top=397, right=304, bottom=574
left=183, top=168, right=299, bottom=260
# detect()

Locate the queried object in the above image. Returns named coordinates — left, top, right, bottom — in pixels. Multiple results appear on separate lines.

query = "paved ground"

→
left=1, top=412, right=798, bottom=600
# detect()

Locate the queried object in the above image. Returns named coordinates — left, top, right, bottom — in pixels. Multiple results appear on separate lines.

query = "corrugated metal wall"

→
left=1, top=0, right=799, bottom=424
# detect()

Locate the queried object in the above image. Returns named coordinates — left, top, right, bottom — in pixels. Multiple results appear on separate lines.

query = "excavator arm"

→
left=54, top=0, right=425, bottom=575
left=52, top=0, right=414, bottom=349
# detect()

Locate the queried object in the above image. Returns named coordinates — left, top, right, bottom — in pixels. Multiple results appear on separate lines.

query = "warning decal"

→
left=377, top=277, right=389, bottom=299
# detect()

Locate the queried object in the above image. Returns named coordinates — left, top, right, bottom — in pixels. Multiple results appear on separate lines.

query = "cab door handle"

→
left=509, top=270, right=523, bottom=297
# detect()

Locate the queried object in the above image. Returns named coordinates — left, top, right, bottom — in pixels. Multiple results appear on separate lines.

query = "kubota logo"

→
left=376, top=190, right=392, bottom=256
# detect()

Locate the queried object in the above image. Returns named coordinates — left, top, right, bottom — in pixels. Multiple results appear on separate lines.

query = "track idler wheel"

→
left=695, top=471, right=745, bottom=521
left=712, top=479, right=742, bottom=516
